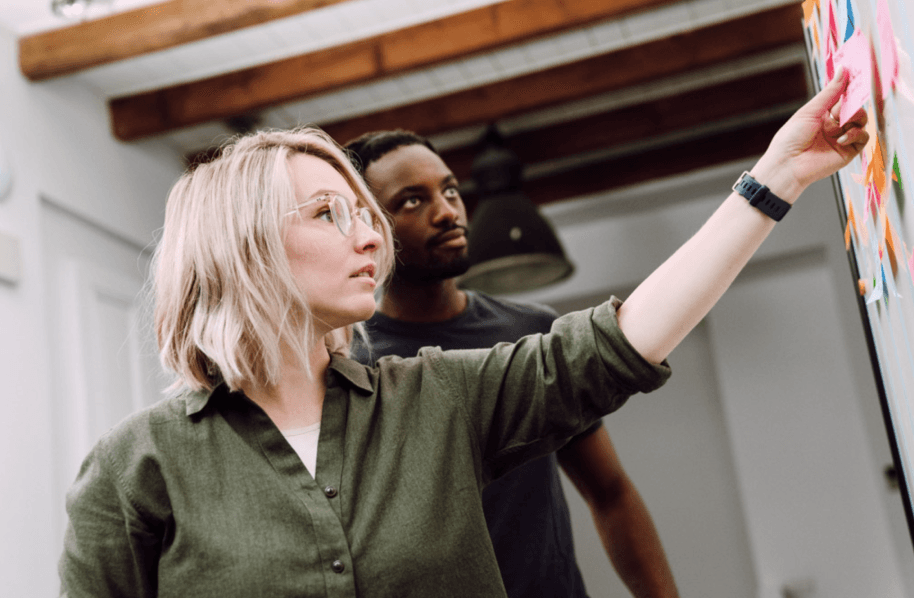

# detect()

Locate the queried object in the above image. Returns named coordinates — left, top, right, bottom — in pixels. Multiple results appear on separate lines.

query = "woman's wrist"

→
left=749, top=155, right=806, bottom=204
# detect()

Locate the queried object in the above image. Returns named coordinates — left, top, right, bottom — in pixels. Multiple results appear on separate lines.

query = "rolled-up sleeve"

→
left=431, top=297, right=671, bottom=482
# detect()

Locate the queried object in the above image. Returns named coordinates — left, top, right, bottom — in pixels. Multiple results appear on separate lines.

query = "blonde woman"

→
left=59, top=69, right=866, bottom=598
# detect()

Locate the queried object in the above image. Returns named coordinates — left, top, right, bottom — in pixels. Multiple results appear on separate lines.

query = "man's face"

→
left=364, top=144, right=470, bottom=282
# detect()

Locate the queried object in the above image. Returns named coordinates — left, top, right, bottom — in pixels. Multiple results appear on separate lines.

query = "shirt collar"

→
left=182, top=356, right=373, bottom=417
left=184, top=386, right=218, bottom=416
left=328, top=353, right=374, bottom=394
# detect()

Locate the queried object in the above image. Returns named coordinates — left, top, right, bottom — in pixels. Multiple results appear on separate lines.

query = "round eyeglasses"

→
left=286, top=193, right=377, bottom=237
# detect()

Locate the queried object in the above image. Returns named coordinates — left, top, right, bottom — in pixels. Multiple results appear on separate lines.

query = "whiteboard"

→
left=803, top=0, right=914, bottom=546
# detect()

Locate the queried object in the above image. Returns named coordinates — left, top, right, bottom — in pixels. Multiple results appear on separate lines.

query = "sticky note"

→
left=877, top=0, right=899, bottom=96
left=909, top=249, right=914, bottom=289
left=866, top=268, right=884, bottom=304
left=885, top=261, right=902, bottom=298
left=803, top=0, right=820, bottom=25
left=845, top=0, right=855, bottom=42
left=845, top=200, right=856, bottom=249
left=866, top=242, right=885, bottom=304
left=827, top=0, right=839, bottom=50
left=834, top=29, right=871, bottom=126
left=865, top=136, right=888, bottom=201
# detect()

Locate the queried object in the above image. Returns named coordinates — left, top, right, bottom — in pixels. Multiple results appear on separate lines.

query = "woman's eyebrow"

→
left=305, top=189, right=339, bottom=201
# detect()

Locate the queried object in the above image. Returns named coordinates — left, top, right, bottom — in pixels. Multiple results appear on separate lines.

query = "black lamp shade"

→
left=459, top=191, right=574, bottom=294
left=458, top=126, right=574, bottom=295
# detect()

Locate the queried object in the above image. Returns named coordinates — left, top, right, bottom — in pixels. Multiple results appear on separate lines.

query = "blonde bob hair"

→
left=153, top=127, right=394, bottom=394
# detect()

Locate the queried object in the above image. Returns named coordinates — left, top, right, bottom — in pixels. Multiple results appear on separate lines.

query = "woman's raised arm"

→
left=617, top=66, right=869, bottom=364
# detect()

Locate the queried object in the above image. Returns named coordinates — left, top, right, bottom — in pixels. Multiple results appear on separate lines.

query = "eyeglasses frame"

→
left=285, top=193, right=376, bottom=237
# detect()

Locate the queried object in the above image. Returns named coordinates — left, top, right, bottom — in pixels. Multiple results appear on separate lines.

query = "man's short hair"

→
left=344, top=130, right=438, bottom=176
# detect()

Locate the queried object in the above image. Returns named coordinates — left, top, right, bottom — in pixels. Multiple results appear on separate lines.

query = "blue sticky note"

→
left=844, top=0, right=855, bottom=41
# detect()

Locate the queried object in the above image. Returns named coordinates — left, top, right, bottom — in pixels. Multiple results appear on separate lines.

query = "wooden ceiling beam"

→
left=523, top=118, right=784, bottom=205
left=19, top=0, right=352, bottom=81
left=459, top=117, right=786, bottom=214
left=321, top=4, right=805, bottom=145
left=106, top=0, right=687, bottom=141
left=439, top=64, right=810, bottom=183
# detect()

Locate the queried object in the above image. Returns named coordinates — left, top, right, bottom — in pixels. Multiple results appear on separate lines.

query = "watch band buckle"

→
left=732, top=171, right=750, bottom=192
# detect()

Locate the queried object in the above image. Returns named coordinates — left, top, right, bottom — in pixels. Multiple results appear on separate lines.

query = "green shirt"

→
left=59, top=299, right=670, bottom=597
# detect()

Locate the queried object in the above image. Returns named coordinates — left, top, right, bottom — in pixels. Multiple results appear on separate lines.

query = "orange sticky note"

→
left=845, top=200, right=857, bottom=250
left=803, top=0, right=820, bottom=25
left=834, top=29, right=872, bottom=125
left=872, top=137, right=888, bottom=199
left=884, top=213, right=899, bottom=276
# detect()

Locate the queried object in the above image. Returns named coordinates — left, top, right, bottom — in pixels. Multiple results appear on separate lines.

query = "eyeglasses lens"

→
left=357, top=208, right=374, bottom=230
left=330, top=195, right=353, bottom=236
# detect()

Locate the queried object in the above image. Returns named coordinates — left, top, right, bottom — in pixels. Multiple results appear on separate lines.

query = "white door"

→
left=41, top=197, right=166, bottom=546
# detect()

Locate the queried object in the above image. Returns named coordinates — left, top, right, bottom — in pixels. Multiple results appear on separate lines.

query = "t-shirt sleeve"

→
left=431, top=297, right=671, bottom=483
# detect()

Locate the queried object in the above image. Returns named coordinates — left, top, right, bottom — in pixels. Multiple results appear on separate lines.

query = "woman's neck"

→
left=242, top=341, right=331, bottom=431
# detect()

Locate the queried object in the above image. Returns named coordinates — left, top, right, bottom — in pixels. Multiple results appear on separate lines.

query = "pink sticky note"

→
left=827, top=0, right=839, bottom=51
left=834, top=29, right=872, bottom=125
left=877, top=0, right=899, bottom=96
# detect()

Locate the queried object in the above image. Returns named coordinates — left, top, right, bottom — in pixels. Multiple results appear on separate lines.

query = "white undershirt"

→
left=282, top=422, right=320, bottom=477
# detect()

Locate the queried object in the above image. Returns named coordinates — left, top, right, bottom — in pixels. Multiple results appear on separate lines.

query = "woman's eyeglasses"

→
left=286, top=193, right=377, bottom=237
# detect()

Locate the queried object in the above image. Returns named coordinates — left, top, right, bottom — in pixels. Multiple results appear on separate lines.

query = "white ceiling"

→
left=2, top=0, right=802, bottom=154
left=0, top=0, right=160, bottom=35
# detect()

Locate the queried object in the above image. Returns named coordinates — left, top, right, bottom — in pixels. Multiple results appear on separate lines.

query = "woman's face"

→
left=285, top=153, right=383, bottom=334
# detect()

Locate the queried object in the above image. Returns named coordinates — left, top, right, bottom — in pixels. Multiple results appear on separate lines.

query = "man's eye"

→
left=402, top=196, right=421, bottom=209
left=443, top=186, right=460, bottom=198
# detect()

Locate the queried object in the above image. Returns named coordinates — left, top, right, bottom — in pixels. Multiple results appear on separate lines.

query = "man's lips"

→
left=428, top=227, right=468, bottom=249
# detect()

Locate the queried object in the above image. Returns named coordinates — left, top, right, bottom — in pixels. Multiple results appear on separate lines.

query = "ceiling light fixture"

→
left=51, top=0, right=93, bottom=19
left=458, top=125, right=574, bottom=295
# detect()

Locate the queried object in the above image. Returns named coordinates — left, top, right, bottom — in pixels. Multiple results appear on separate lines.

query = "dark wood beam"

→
left=460, top=117, right=787, bottom=215
left=322, top=4, right=804, bottom=145
left=19, top=0, right=352, bottom=81
left=440, top=64, right=810, bottom=183
left=524, top=118, right=785, bottom=204
left=107, top=0, right=686, bottom=141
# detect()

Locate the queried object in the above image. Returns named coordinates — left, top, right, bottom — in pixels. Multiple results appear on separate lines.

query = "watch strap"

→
left=732, top=171, right=791, bottom=222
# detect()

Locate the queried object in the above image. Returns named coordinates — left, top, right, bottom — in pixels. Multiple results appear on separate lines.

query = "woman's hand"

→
left=753, top=66, right=869, bottom=202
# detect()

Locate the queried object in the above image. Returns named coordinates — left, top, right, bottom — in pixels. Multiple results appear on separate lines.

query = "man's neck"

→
left=377, top=277, right=468, bottom=323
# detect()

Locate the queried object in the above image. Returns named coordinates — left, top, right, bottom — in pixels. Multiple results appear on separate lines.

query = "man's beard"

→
left=392, top=252, right=471, bottom=283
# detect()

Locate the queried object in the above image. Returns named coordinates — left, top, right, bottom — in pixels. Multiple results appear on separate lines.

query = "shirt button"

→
left=331, top=560, right=345, bottom=573
left=324, top=485, right=338, bottom=498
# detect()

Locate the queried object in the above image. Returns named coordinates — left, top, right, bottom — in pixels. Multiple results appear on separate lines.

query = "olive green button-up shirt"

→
left=60, top=299, right=670, bottom=598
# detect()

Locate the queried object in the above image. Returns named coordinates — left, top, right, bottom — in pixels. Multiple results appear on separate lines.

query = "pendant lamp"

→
left=458, top=126, right=574, bottom=294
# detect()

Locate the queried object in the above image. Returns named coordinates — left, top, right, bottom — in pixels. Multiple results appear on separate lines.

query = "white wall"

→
left=0, top=24, right=184, bottom=597
left=511, top=161, right=914, bottom=597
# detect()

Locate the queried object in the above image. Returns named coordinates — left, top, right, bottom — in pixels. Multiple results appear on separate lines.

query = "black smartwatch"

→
left=732, top=171, right=791, bottom=222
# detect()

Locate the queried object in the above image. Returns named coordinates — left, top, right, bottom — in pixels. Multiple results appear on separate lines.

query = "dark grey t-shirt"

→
left=352, top=291, right=596, bottom=598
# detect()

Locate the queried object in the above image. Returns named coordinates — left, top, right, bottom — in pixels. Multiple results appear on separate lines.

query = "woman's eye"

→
left=316, top=208, right=334, bottom=223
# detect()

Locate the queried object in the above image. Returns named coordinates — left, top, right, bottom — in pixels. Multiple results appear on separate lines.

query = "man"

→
left=345, top=129, right=679, bottom=598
